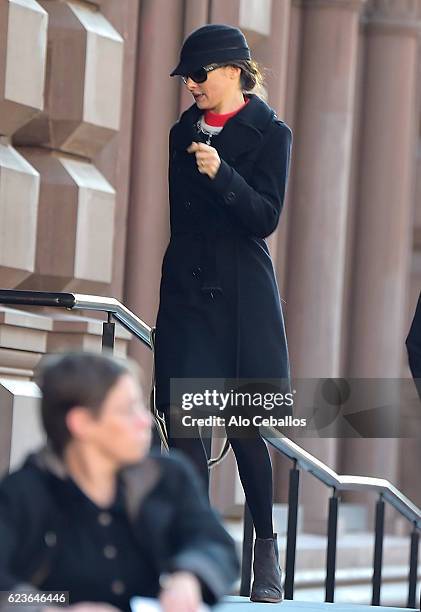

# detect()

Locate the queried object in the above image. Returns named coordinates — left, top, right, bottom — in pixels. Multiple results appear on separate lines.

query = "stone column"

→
left=124, top=0, right=184, bottom=379
left=415, top=138, right=421, bottom=247
left=209, top=0, right=240, bottom=24
left=93, top=1, right=141, bottom=300
left=341, top=0, right=421, bottom=512
left=271, top=0, right=303, bottom=501
left=285, top=0, right=365, bottom=532
left=252, top=0, right=292, bottom=275
left=179, top=0, right=209, bottom=112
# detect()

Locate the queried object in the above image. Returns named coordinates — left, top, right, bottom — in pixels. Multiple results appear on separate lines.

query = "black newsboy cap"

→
left=170, top=24, right=251, bottom=77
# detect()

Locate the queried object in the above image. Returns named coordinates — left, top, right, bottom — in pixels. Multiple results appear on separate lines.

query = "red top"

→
left=204, top=97, right=250, bottom=127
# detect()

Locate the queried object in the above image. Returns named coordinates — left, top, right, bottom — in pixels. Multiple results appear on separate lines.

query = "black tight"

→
left=163, top=407, right=274, bottom=538
left=227, top=435, right=274, bottom=539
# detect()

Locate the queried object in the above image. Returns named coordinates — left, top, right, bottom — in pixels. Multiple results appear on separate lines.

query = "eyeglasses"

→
left=182, top=63, right=223, bottom=84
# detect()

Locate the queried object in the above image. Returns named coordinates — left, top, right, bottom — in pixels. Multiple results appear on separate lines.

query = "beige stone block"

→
left=0, top=308, right=132, bottom=380
left=14, top=1, right=124, bottom=157
left=0, top=325, right=47, bottom=352
left=0, top=307, right=50, bottom=380
left=0, top=379, right=43, bottom=476
left=49, top=313, right=131, bottom=339
left=47, top=312, right=130, bottom=357
left=0, top=0, right=48, bottom=136
left=0, top=306, right=51, bottom=332
left=47, top=332, right=128, bottom=356
left=0, top=141, right=39, bottom=287
left=17, top=148, right=115, bottom=292
left=0, top=306, right=51, bottom=353
left=0, top=347, right=42, bottom=379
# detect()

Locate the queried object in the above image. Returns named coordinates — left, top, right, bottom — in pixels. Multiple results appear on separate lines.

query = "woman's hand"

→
left=159, top=571, right=203, bottom=612
left=187, top=142, right=221, bottom=179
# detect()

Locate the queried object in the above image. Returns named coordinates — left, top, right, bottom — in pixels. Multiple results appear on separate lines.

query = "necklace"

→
left=195, top=118, right=215, bottom=146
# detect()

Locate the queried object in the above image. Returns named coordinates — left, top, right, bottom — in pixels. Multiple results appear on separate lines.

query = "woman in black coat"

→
left=0, top=352, right=238, bottom=612
left=154, top=24, right=292, bottom=603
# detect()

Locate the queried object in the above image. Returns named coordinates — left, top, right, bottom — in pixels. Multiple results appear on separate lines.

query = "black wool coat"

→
left=0, top=448, right=238, bottom=611
left=155, top=94, right=293, bottom=410
left=407, top=291, right=421, bottom=398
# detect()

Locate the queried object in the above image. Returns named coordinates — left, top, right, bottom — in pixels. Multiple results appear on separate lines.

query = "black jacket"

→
left=407, top=291, right=421, bottom=398
left=155, top=94, right=293, bottom=410
left=0, top=448, right=239, bottom=610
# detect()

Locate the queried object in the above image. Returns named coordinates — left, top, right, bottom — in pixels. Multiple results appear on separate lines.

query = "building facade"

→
left=0, top=0, right=420, bottom=536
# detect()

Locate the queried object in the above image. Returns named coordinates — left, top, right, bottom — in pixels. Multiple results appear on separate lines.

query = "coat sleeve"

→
left=0, top=477, right=42, bottom=612
left=164, top=455, right=239, bottom=604
left=209, top=121, right=292, bottom=238
left=406, top=291, right=421, bottom=398
left=0, top=480, right=21, bottom=591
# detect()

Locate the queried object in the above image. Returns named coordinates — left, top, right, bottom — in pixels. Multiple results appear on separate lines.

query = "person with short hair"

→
left=0, top=351, right=238, bottom=612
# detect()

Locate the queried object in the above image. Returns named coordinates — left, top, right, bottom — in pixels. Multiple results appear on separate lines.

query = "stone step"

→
left=292, top=580, right=418, bottom=609
left=229, top=567, right=419, bottom=609
left=224, top=502, right=370, bottom=534
left=224, top=520, right=418, bottom=608
left=215, top=595, right=417, bottom=611
left=293, top=565, right=420, bottom=587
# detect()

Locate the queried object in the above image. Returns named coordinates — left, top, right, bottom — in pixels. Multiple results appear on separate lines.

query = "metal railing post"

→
left=325, top=489, right=339, bottom=603
left=284, top=460, right=300, bottom=600
left=372, top=494, right=385, bottom=606
left=102, top=312, right=115, bottom=351
left=407, top=524, right=419, bottom=609
left=239, top=502, right=254, bottom=597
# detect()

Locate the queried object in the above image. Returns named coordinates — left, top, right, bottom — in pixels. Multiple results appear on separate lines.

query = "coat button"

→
left=226, top=191, right=235, bottom=202
left=185, top=200, right=192, bottom=209
left=104, top=545, right=118, bottom=559
left=44, top=532, right=57, bottom=547
left=191, top=267, right=202, bottom=278
left=111, top=580, right=126, bottom=595
left=98, top=512, right=112, bottom=527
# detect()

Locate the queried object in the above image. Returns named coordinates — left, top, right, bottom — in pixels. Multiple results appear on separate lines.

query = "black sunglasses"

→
left=182, top=63, right=225, bottom=84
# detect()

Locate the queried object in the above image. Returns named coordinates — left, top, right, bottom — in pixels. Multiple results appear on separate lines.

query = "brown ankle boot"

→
left=250, top=534, right=284, bottom=603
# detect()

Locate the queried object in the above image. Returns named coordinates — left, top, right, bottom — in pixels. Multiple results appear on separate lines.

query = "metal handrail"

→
left=261, top=424, right=421, bottom=608
left=72, top=293, right=153, bottom=348
left=261, top=425, right=421, bottom=527
left=0, top=289, right=225, bottom=465
left=1, top=289, right=420, bottom=607
left=0, top=290, right=153, bottom=348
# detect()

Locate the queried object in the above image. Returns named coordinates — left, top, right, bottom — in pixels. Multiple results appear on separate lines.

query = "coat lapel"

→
left=171, top=94, right=276, bottom=162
